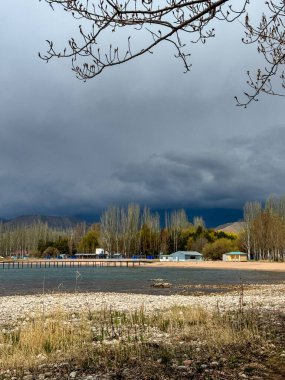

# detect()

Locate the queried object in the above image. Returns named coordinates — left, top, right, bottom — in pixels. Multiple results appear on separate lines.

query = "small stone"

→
left=58, top=362, right=69, bottom=367
left=183, top=360, right=193, bottom=366
left=23, top=376, right=34, bottom=380
left=210, top=361, right=219, bottom=367
left=151, top=282, right=172, bottom=288
left=37, top=375, right=45, bottom=380
left=69, top=372, right=77, bottom=379
left=36, top=353, right=47, bottom=362
left=177, top=366, right=188, bottom=370
left=200, top=364, right=208, bottom=369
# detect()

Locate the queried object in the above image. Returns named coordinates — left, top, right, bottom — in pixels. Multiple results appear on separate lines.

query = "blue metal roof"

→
left=170, top=251, right=203, bottom=256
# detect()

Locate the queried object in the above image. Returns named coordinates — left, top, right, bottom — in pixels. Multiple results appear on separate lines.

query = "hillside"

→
left=2, top=215, right=83, bottom=229
left=215, top=221, right=245, bottom=234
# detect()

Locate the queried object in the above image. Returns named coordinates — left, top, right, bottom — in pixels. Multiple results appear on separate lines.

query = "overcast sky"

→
left=0, top=1, right=284, bottom=220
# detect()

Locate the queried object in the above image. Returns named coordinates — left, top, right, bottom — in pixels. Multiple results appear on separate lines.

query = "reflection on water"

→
left=0, top=266, right=284, bottom=296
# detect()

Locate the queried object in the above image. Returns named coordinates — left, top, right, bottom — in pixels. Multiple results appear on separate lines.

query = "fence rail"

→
left=0, top=259, right=152, bottom=269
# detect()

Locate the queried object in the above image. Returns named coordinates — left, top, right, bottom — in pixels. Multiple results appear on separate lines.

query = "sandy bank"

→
left=146, top=261, right=285, bottom=271
left=1, top=284, right=284, bottom=325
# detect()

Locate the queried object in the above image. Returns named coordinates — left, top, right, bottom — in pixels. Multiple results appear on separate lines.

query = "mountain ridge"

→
left=1, top=215, right=85, bottom=229
left=0, top=209, right=244, bottom=230
left=215, top=221, right=245, bottom=234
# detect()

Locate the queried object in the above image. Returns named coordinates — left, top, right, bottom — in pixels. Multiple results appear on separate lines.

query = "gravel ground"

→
left=1, top=284, right=284, bottom=325
left=1, top=284, right=285, bottom=379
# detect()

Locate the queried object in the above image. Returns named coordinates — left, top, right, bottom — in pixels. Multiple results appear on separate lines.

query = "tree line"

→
left=0, top=221, right=87, bottom=258
left=243, top=195, right=285, bottom=262
left=0, top=205, right=239, bottom=260
left=2, top=198, right=285, bottom=261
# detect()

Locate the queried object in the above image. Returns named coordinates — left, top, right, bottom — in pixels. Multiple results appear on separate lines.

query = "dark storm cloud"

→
left=0, top=1, right=284, bottom=217
left=113, top=126, right=285, bottom=208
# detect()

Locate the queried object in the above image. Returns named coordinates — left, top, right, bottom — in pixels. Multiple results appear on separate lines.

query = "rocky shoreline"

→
left=1, top=284, right=285, bottom=379
left=1, top=283, right=284, bottom=325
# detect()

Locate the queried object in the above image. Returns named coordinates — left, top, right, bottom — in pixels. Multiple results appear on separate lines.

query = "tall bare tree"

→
left=243, top=201, right=262, bottom=260
left=166, top=209, right=189, bottom=252
left=100, top=205, right=120, bottom=253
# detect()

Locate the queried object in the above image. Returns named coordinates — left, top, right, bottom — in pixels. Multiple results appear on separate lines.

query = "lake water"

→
left=0, top=267, right=284, bottom=296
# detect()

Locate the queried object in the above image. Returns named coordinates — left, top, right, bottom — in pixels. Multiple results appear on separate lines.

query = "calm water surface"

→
left=0, top=267, right=285, bottom=296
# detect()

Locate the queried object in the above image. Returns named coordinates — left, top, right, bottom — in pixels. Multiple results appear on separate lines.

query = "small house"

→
left=160, top=255, right=174, bottom=262
left=223, top=252, right=248, bottom=262
left=75, top=249, right=109, bottom=259
left=113, top=253, right=123, bottom=259
left=160, top=251, right=203, bottom=262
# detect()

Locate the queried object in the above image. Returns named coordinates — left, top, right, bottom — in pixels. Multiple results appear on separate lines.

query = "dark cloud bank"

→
left=0, top=2, right=284, bottom=225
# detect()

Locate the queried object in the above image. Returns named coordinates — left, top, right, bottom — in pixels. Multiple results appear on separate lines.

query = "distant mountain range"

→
left=1, top=215, right=84, bottom=229
left=0, top=208, right=244, bottom=230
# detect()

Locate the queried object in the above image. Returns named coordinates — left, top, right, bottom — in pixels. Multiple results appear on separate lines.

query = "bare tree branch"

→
left=236, top=0, right=285, bottom=106
left=39, top=0, right=285, bottom=105
left=39, top=0, right=247, bottom=80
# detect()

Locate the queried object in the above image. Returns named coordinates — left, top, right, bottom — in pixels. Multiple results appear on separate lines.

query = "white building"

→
left=160, top=251, right=203, bottom=262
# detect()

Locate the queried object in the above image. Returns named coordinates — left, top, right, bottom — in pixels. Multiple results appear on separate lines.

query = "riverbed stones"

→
left=183, top=359, right=193, bottom=366
left=0, top=284, right=284, bottom=326
left=151, top=282, right=172, bottom=288
left=22, top=375, right=34, bottom=380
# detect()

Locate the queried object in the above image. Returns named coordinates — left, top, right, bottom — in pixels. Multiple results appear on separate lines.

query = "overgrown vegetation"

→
left=0, top=305, right=284, bottom=379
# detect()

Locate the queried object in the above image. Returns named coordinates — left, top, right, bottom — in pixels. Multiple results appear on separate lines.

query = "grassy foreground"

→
left=0, top=304, right=285, bottom=379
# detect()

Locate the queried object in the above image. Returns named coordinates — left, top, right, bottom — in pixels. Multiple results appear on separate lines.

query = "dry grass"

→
left=0, top=303, right=266, bottom=373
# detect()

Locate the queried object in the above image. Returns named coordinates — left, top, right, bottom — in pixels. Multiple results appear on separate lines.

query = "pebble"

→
left=69, top=372, right=77, bottom=379
left=36, top=354, right=47, bottom=361
left=0, top=284, right=284, bottom=326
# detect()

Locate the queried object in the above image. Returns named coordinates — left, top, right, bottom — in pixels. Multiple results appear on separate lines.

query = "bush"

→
left=43, top=246, right=60, bottom=258
left=202, top=238, right=238, bottom=260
